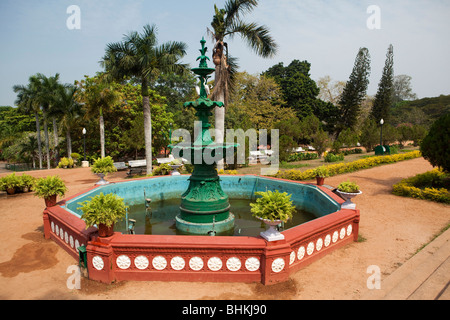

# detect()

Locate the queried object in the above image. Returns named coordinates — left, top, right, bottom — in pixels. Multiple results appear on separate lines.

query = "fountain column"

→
left=170, top=38, right=238, bottom=235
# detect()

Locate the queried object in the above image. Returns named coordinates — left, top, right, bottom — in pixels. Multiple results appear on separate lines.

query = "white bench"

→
left=113, top=162, right=128, bottom=171
left=127, top=160, right=147, bottom=176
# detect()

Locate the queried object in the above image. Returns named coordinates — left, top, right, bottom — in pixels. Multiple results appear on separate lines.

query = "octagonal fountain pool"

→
left=43, top=174, right=360, bottom=285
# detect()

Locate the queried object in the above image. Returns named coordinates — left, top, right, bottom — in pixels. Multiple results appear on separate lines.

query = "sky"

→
left=1, top=0, right=449, bottom=108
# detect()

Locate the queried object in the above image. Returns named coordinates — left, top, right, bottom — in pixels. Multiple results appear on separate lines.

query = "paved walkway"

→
left=361, top=227, right=450, bottom=300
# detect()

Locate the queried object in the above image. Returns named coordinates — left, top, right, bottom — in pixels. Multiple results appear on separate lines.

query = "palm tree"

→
left=54, top=84, right=83, bottom=158
left=101, top=24, right=187, bottom=175
left=13, top=79, right=44, bottom=169
left=76, top=74, right=122, bottom=159
left=30, top=73, right=61, bottom=169
left=19, top=135, right=40, bottom=169
left=208, top=0, right=278, bottom=169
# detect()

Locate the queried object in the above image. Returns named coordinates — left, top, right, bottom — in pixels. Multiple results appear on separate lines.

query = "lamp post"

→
left=380, top=119, right=384, bottom=147
left=82, top=128, right=89, bottom=168
left=82, top=128, right=87, bottom=161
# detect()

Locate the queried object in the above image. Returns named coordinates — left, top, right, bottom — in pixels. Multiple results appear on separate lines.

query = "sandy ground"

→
left=0, top=157, right=448, bottom=300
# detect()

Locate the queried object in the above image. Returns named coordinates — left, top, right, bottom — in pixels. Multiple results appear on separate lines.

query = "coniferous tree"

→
left=371, top=44, right=394, bottom=123
left=336, top=48, right=371, bottom=138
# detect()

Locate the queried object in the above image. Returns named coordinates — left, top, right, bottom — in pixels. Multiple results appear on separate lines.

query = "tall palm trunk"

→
left=66, top=130, right=73, bottom=158
left=142, top=80, right=153, bottom=175
left=34, top=111, right=43, bottom=169
left=42, top=108, right=51, bottom=169
left=213, top=41, right=228, bottom=171
left=52, top=117, right=60, bottom=166
left=99, top=108, right=105, bottom=159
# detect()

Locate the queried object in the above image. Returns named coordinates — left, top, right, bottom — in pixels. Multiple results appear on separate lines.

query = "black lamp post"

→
left=379, top=119, right=384, bottom=147
left=82, top=128, right=87, bottom=161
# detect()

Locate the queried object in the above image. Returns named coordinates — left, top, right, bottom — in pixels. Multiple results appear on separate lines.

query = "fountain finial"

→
left=191, top=38, right=216, bottom=99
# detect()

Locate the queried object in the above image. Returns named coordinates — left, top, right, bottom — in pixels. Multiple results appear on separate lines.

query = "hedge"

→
left=275, top=150, right=422, bottom=181
left=392, top=169, right=450, bottom=204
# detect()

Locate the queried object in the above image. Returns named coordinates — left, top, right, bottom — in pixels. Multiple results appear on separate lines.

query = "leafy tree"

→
left=32, top=73, right=62, bottom=169
left=393, top=74, right=417, bottom=103
left=263, top=60, right=322, bottom=119
left=101, top=24, right=187, bottom=174
left=208, top=0, right=278, bottom=169
left=420, top=114, right=450, bottom=173
left=371, top=44, right=394, bottom=123
left=359, top=118, right=379, bottom=152
left=336, top=48, right=371, bottom=137
left=311, top=129, right=330, bottom=158
left=76, top=74, right=122, bottom=159
left=227, top=72, right=295, bottom=131
left=54, top=84, right=83, bottom=158
left=13, top=77, right=45, bottom=168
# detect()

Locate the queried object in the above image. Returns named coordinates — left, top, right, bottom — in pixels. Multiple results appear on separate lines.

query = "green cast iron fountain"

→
left=170, top=38, right=238, bottom=235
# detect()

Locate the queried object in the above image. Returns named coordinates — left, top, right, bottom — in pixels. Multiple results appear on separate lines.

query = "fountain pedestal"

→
left=170, top=38, right=238, bottom=235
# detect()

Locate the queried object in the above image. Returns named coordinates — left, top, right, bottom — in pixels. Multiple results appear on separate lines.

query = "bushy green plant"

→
left=0, top=173, right=21, bottom=191
left=34, top=176, right=67, bottom=199
left=58, top=157, right=70, bottom=168
left=392, top=169, right=449, bottom=204
left=421, top=114, right=450, bottom=173
left=71, top=153, right=81, bottom=160
left=324, top=152, right=345, bottom=163
left=19, top=174, right=36, bottom=191
left=276, top=151, right=422, bottom=181
left=250, top=190, right=296, bottom=223
left=338, top=181, right=360, bottom=193
left=287, top=152, right=318, bottom=162
left=153, top=163, right=172, bottom=176
left=78, top=193, right=128, bottom=228
left=91, top=156, right=117, bottom=174
left=314, top=166, right=330, bottom=178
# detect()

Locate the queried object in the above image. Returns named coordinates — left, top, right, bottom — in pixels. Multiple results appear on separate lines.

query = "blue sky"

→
left=1, top=0, right=449, bottom=107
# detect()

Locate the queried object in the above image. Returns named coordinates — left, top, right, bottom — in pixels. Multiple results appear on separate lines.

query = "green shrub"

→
left=314, top=166, right=330, bottom=178
left=421, top=114, right=450, bottom=173
left=338, top=181, right=360, bottom=193
left=153, top=163, right=172, bottom=176
left=19, top=174, right=36, bottom=191
left=0, top=173, right=21, bottom=191
left=78, top=193, right=128, bottom=228
left=276, top=151, right=422, bottom=181
left=71, top=153, right=81, bottom=160
left=58, top=157, right=70, bottom=168
left=392, top=169, right=450, bottom=204
left=287, top=152, right=318, bottom=162
left=91, top=156, right=117, bottom=174
left=250, top=190, right=296, bottom=223
left=324, top=152, right=345, bottom=163
left=34, top=176, right=67, bottom=199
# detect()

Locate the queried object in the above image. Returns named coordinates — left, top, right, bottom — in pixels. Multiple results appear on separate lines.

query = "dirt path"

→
left=0, top=158, right=448, bottom=300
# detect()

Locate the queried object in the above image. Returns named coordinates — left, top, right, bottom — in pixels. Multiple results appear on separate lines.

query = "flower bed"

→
left=392, top=169, right=450, bottom=204
left=276, top=150, right=422, bottom=181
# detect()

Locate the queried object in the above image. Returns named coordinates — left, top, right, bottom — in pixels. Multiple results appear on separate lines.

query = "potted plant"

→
left=34, top=175, right=68, bottom=207
left=168, top=159, right=183, bottom=176
left=91, top=156, right=117, bottom=185
left=19, top=174, right=36, bottom=193
left=250, top=190, right=296, bottom=242
left=314, top=166, right=330, bottom=186
left=336, top=181, right=362, bottom=210
left=58, top=157, right=70, bottom=169
left=153, top=163, right=172, bottom=176
left=78, top=192, right=128, bottom=238
left=0, top=173, right=21, bottom=195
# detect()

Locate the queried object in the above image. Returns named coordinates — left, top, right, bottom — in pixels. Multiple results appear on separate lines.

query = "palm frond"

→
left=224, top=0, right=258, bottom=25
left=227, top=21, right=278, bottom=58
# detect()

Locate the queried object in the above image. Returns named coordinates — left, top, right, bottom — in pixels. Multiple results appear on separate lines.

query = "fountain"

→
left=170, top=38, right=238, bottom=235
left=41, top=38, right=361, bottom=285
